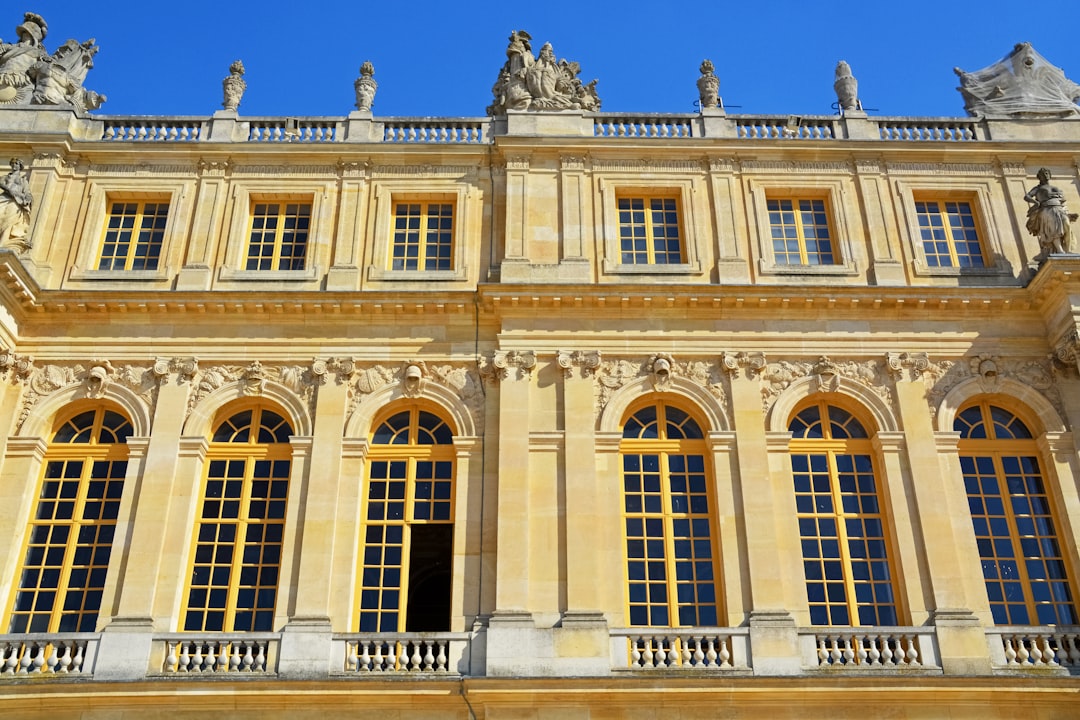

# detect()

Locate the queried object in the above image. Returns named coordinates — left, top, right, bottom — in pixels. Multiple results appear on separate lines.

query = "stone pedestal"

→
left=94, top=616, right=154, bottom=681
left=748, top=610, right=801, bottom=676
left=278, top=615, right=334, bottom=679
left=932, top=608, right=993, bottom=675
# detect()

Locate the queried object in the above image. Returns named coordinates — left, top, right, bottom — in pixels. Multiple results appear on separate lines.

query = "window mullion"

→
left=795, top=209, right=809, bottom=265
left=991, top=452, right=1039, bottom=619
left=827, top=449, right=859, bottom=623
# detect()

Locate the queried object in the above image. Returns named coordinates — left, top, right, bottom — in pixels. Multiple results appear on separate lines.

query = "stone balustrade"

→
left=593, top=114, right=696, bottom=138
left=247, top=118, right=341, bottom=142
left=157, top=634, right=277, bottom=673
left=876, top=118, right=980, bottom=141
left=336, top=633, right=470, bottom=673
left=381, top=118, right=490, bottom=144
left=735, top=115, right=838, bottom=139
left=987, top=626, right=1080, bottom=672
left=0, top=634, right=96, bottom=675
left=101, top=117, right=207, bottom=141
left=610, top=628, right=750, bottom=670
left=799, top=627, right=940, bottom=670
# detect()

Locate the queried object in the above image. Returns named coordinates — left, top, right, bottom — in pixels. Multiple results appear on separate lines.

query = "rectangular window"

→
left=98, top=201, right=169, bottom=271
left=617, top=195, right=684, bottom=265
left=246, top=202, right=311, bottom=271
left=390, top=201, right=454, bottom=271
left=767, top=198, right=835, bottom=266
left=916, top=200, right=984, bottom=268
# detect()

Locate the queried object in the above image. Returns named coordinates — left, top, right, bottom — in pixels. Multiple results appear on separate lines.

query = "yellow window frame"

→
left=389, top=197, right=455, bottom=272
left=766, top=196, right=836, bottom=266
left=245, top=200, right=312, bottom=271
left=619, top=401, right=722, bottom=628
left=616, top=193, right=685, bottom=265
left=98, top=200, right=169, bottom=271
left=180, top=405, right=292, bottom=633
left=914, top=197, right=985, bottom=268
left=6, top=407, right=130, bottom=634
left=355, top=406, right=456, bottom=633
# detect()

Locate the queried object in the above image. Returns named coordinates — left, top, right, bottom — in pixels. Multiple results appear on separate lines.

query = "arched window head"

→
left=182, top=403, right=294, bottom=633
left=359, top=405, right=456, bottom=633
left=956, top=401, right=1077, bottom=625
left=8, top=405, right=131, bottom=633
left=789, top=402, right=898, bottom=626
left=620, top=400, right=720, bottom=627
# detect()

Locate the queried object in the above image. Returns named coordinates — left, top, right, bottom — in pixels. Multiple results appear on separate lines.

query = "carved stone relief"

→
left=14, top=359, right=159, bottom=433
left=480, top=350, right=537, bottom=383
left=348, top=360, right=484, bottom=435
left=924, top=354, right=1062, bottom=420
left=593, top=355, right=729, bottom=425
left=187, top=359, right=330, bottom=422
left=760, top=356, right=891, bottom=414
left=0, top=158, right=32, bottom=251
left=556, top=350, right=601, bottom=379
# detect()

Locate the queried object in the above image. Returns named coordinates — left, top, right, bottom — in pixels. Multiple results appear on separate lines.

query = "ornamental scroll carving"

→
left=348, top=361, right=484, bottom=434
left=593, top=356, right=729, bottom=424
left=480, top=350, right=537, bottom=383
left=924, top=354, right=1062, bottom=420
left=760, top=356, right=891, bottom=414
left=15, top=360, right=159, bottom=433
left=556, top=350, right=601, bottom=379
left=186, top=359, right=340, bottom=421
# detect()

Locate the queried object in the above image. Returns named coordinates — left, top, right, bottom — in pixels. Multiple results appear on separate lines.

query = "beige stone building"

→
left=0, top=24, right=1078, bottom=718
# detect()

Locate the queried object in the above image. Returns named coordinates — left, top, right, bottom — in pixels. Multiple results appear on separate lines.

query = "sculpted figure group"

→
left=487, top=31, right=600, bottom=115
left=0, top=12, right=105, bottom=111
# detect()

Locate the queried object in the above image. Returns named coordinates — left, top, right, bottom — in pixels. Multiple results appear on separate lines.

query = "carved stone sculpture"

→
left=0, top=158, right=32, bottom=250
left=354, top=61, right=376, bottom=112
left=955, top=43, right=1080, bottom=118
left=833, top=60, right=861, bottom=112
left=0, top=12, right=105, bottom=111
left=697, top=60, right=720, bottom=110
left=487, top=31, right=600, bottom=115
left=1024, top=167, right=1078, bottom=259
left=221, top=60, right=246, bottom=111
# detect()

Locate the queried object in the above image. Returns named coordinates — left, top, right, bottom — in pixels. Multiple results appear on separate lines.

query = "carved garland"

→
left=348, top=361, right=485, bottom=435
left=759, top=355, right=892, bottom=414
left=593, top=355, right=729, bottom=424
left=923, top=354, right=1062, bottom=420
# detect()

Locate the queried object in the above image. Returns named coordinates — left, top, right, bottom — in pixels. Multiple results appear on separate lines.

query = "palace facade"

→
left=0, top=20, right=1078, bottom=718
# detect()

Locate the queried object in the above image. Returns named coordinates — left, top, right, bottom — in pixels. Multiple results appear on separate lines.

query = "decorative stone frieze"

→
left=594, top=356, right=728, bottom=423
left=556, top=350, right=601, bottom=379
left=740, top=160, right=852, bottom=174
left=371, top=165, right=475, bottom=178
left=884, top=162, right=996, bottom=176
left=593, top=159, right=701, bottom=173
left=348, top=360, right=483, bottom=433
left=760, top=356, right=891, bottom=413
left=481, top=350, right=537, bottom=383
left=187, top=360, right=329, bottom=420
left=998, top=161, right=1028, bottom=177
left=885, top=352, right=930, bottom=382
left=15, top=360, right=159, bottom=432
left=924, top=355, right=1062, bottom=420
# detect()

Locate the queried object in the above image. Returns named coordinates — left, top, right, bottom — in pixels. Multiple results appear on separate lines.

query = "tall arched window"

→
left=8, top=406, right=131, bottom=633
left=956, top=402, right=1078, bottom=625
left=620, top=400, right=720, bottom=627
left=182, top=404, right=292, bottom=632
left=358, top=406, right=455, bottom=632
left=790, top=402, right=898, bottom=626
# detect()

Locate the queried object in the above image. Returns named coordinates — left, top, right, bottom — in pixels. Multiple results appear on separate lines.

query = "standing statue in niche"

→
left=1025, top=167, right=1078, bottom=259
left=0, top=158, right=32, bottom=251
left=487, top=30, right=600, bottom=115
left=0, top=12, right=105, bottom=111
left=221, top=60, right=246, bottom=111
left=354, top=61, right=377, bottom=111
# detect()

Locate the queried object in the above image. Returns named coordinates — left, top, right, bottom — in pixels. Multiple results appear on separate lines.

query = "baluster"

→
left=692, top=637, right=705, bottom=667
left=57, top=642, right=72, bottom=673
left=1003, top=636, right=1018, bottom=665
left=1066, top=634, right=1080, bottom=667
left=905, top=636, right=920, bottom=666
left=30, top=644, right=45, bottom=673
left=18, top=644, right=33, bottom=673
left=866, top=637, right=881, bottom=666
left=192, top=643, right=205, bottom=672
left=204, top=642, right=217, bottom=671
left=719, top=637, right=731, bottom=667
left=230, top=643, right=242, bottom=671
left=72, top=641, right=85, bottom=673
left=816, top=637, right=828, bottom=665
left=45, top=643, right=58, bottom=673
left=1017, top=637, right=1031, bottom=665
left=216, top=643, right=229, bottom=672
left=165, top=642, right=179, bottom=672
left=641, top=636, right=655, bottom=668
left=630, top=638, right=643, bottom=667
left=398, top=642, right=410, bottom=671
left=244, top=642, right=256, bottom=671
left=346, top=642, right=358, bottom=672
left=666, top=636, right=680, bottom=667
left=704, top=637, right=718, bottom=667
left=829, top=637, right=843, bottom=665
left=880, top=636, right=894, bottom=665
left=422, top=642, right=435, bottom=671
left=178, top=642, right=191, bottom=671
left=409, top=642, right=422, bottom=671
left=681, top=636, right=693, bottom=666
left=842, top=637, right=856, bottom=665
left=372, top=641, right=385, bottom=671
left=360, top=641, right=372, bottom=671
left=436, top=641, right=447, bottom=672
left=854, top=636, right=867, bottom=665
left=2, top=644, right=17, bottom=674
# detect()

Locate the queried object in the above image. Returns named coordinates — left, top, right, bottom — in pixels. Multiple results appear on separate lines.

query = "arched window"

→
left=358, top=406, right=455, bottom=632
left=8, top=406, right=131, bottom=633
left=620, top=400, right=720, bottom=627
left=956, top=402, right=1077, bottom=625
left=182, top=404, right=292, bottom=632
left=790, top=402, right=898, bottom=626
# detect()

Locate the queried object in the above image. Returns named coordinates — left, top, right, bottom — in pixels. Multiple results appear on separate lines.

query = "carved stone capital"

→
left=885, top=352, right=930, bottom=382
left=325, top=357, right=356, bottom=385
left=557, top=350, right=601, bottom=379
left=0, top=347, right=33, bottom=384
left=484, top=350, right=537, bottom=382
left=1054, top=330, right=1080, bottom=373
left=721, top=351, right=766, bottom=379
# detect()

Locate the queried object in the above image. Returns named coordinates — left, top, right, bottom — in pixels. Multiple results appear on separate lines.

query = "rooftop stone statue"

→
left=354, top=61, right=377, bottom=112
left=222, top=60, right=246, bottom=111
left=487, top=30, right=600, bottom=115
left=0, top=12, right=105, bottom=112
left=834, top=61, right=861, bottom=113
left=697, top=60, right=720, bottom=110
left=955, top=43, right=1080, bottom=118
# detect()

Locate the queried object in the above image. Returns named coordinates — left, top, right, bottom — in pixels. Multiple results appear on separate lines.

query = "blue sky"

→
left=18, top=1, right=1080, bottom=119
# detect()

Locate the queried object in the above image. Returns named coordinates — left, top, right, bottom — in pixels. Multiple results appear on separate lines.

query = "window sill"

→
left=910, top=259, right=1010, bottom=277
left=758, top=259, right=859, bottom=276
left=218, top=266, right=320, bottom=282
left=602, top=260, right=702, bottom=275
left=366, top=266, right=468, bottom=282
left=69, top=267, right=171, bottom=282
